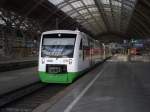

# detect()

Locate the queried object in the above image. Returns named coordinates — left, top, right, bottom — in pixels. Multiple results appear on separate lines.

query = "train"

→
left=38, top=30, right=108, bottom=83
left=130, top=48, right=141, bottom=55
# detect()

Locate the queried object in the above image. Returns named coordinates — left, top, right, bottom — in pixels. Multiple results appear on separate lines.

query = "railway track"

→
left=0, top=82, right=66, bottom=112
left=0, top=61, right=106, bottom=112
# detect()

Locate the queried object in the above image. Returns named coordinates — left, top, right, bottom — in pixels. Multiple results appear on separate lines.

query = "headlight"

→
left=42, top=58, right=45, bottom=64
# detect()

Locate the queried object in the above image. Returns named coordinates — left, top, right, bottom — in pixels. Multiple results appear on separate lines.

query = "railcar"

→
left=38, top=30, right=103, bottom=83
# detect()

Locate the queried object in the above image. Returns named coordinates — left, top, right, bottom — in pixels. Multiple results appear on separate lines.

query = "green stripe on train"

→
left=39, top=72, right=81, bottom=83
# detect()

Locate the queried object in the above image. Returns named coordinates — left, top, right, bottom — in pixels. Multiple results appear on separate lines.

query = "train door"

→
left=82, top=34, right=90, bottom=68
left=79, top=35, right=86, bottom=62
left=89, top=39, right=94, bottom=65
left=79, top=38, right=83, bottom=59
left=78, top=38, right=83, bottom=71
left=78, top=34, right=90, bottom=71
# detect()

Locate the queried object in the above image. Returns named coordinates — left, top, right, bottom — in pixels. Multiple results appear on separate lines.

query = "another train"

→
left=38, top=30, right=107, bottom=83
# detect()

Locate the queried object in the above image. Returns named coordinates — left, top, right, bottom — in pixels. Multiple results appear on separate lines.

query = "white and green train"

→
left=38, top=30, right=105, bottom=83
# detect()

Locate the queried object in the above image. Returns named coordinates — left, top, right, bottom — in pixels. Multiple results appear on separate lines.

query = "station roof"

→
left=0, top=0, right=150, bottom=40
left=48, top=0, right=137, bottom=35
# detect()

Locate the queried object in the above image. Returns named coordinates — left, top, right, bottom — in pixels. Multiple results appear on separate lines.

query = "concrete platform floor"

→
left=0, top=56, right=37, bottom=64
left=46, top=60, right=150, bottom=112
left=0, top=67, right=39, bottom=95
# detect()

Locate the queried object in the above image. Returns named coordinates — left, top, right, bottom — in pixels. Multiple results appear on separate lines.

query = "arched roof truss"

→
left=48, top=0, right=137, bottom=35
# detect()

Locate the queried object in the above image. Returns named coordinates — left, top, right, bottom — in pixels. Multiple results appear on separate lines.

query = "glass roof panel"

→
left=70, top=12, right=79, bottom=18
left=82, top=0, right=95, bottom=5
left=79, top=9, right=88, bottom=14
left=61, top=5, right=72, bottom=12
left=112, top=1, right=122, bottom=7
left=84, top=15, right=92, bottom=19
left=88, top=8, right=98, bottom=12
left=104, top=7, right=111, bottom=12
left=49, top=0, right=64, bottom=5
left=101, top=0, right=110, bottom=4
left=71, top=1, right=83, bottom=8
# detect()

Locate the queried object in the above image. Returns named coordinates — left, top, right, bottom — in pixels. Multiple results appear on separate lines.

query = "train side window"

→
left=80, top=39, right=83, bottom=50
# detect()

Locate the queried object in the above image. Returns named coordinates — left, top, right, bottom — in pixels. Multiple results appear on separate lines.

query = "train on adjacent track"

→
left=38, top=30, right=109, bottom=83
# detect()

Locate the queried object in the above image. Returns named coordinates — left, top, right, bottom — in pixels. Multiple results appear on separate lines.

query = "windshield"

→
left=41, top=34, right=76, bottom=58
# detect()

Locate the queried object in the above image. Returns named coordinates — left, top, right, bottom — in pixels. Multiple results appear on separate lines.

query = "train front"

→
left=38, top=31, right=79, bottom=83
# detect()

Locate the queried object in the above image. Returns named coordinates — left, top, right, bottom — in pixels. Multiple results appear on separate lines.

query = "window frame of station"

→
left=41, top=33, right=77, bottom=58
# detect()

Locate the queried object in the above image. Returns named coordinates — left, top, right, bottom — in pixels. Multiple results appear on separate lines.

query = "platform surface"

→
left=0, top=56, right=37, bottom=64
left=0, top=56, right=38, bottom=72
left=0, top=67, right=39, bottom=95
left=46, top=58, right=150, bottom=112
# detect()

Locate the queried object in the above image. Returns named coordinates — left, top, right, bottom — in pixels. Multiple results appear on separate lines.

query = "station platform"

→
left=36, top=57, right=150, bottom=112
left=0, top=56, right=37, bottom=64
left=0, top=56, right=38, bottom=72
left=0, top=67, right=39, bottom=96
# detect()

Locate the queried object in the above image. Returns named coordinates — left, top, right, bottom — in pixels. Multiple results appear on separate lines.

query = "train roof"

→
left=42, top=30, right=80, bottom=35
